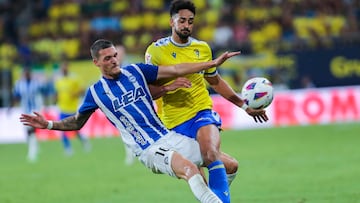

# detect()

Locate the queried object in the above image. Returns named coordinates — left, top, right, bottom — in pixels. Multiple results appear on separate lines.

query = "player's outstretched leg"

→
left=198, top=125, right=230, bottom=203
left=171, top=152, right=222, bottom=203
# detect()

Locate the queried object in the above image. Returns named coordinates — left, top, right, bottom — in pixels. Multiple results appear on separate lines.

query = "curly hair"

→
left=169, top=0, right=196, bottom=17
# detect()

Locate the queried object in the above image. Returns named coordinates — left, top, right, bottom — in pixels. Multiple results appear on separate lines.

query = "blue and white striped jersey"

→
left=13, top=78, right=44, bottom=114
left=78, top=63, right=170, bottom=156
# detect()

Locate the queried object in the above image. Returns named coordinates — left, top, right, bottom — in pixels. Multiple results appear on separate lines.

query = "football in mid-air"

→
left=241, top=77, right=274, bottom=109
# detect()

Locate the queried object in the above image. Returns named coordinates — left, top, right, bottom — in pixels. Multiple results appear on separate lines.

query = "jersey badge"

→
left=171, top=52, right=176, bottom=59
left=145, top=53, right=152, bottom=64
left=194, top=49, right=200, bottom=58
left=129, top=76, right=136, bottom=83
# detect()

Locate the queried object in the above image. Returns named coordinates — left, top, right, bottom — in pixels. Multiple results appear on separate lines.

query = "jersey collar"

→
left=170, top=36, right=192, bottom=47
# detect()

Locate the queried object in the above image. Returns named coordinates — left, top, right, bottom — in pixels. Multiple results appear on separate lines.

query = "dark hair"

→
left=169, top=0, right=196, bottom=17
left=90, top=39, right=114, bottom=59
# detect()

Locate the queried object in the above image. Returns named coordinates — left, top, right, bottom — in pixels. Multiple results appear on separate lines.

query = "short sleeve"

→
left=137, top=63, right=158, bottom=83
left=145, top=42, right=159, bottom=65
left=78, top=88, right=98, bottom=114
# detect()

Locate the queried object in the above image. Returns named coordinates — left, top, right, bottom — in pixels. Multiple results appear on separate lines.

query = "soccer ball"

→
left=241, top=77, right=274, bottom=109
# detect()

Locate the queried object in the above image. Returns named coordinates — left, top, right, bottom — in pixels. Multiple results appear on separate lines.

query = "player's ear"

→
left=170, top=17, right=174, bottom=27
left=93, top=59, right=98, bottom=66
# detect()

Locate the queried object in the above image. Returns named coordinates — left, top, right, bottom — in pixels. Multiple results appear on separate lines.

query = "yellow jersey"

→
left=145, top=36, right=217, bottom=129
left=55, top=75, right=83, bottom=113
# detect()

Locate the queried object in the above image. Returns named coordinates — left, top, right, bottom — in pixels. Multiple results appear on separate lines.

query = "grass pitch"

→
left=1, top=122, right=360, bottom=203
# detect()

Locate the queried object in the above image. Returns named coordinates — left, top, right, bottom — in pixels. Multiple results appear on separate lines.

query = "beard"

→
left=175, top=28, right=191, bottom=41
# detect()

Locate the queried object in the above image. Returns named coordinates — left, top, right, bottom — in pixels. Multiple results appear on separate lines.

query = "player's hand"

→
left=164, top=77, right=191, bottom=91
left=20, top=112, right=48, bottom=129
left=245, top=108, right=269, bottom=123
left=213, top=51, right=241, bottom=67
left=150, top=77, right=192, bottom=100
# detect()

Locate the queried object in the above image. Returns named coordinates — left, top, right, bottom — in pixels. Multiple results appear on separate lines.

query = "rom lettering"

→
left=273, top=88, right=360, bottom=126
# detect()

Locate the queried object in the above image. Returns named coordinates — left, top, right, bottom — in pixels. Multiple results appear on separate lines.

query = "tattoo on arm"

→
left=54, top=112, right=92, bottom=130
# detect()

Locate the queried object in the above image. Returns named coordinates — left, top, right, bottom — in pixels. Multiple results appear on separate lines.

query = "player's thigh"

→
left=170, top=133, right=203, bottom=166
left=139, top=133, right=202, bottom=177
left=197, top=124, right=221, bottom=153
left=139, top=145, right=176, bottom=177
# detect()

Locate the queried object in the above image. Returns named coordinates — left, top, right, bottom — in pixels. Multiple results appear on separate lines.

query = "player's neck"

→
left=102, top=71, right=121, bottom=80
left=170, top=36, right=191, bottom=46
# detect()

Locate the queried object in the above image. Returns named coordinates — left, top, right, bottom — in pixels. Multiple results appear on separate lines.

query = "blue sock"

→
left=62, top=134, right=71, bottom=150
left=207, top=160, right=230, bottom=203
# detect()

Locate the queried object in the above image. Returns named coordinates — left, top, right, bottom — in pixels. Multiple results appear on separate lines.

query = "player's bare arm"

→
left=157, top=51, right=240, bottom=79
left=206, top=75, right=269, bottom=123
left=149, top=77, right=191, bottom=100
left=55, top=112, right=92, bottom=130
left=20, top=111, right=92, bottom=130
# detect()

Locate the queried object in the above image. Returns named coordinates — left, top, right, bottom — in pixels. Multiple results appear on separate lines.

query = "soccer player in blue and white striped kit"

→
left=13, top=68, right=44, bottom=162
left=20, top=39, right=240, bottom=202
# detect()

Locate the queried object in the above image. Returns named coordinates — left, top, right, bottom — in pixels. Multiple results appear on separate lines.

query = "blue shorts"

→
left=171, top=109, right=222, bottom=139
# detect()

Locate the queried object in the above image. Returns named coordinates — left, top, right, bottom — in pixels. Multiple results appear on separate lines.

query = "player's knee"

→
left=172, top=152, right=200, bottom=180
left=202, top=150, right=221, bottom=166
left=181, top=163, right=200, bottom=180
left=225, top=158, right=238, bottom=174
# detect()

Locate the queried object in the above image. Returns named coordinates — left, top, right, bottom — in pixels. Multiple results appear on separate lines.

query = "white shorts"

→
left=138, top=131, right=203, bottom=177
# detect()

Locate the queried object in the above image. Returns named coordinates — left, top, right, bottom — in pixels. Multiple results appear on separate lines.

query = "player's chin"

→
left=112, top=67, right=121, bottom=74
left=111, top=64, right=119, bottom=69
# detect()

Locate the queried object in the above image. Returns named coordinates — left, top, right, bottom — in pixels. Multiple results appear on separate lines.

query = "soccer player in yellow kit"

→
left=55, top=62, right=90, bottom=155
left=145, top=1, right=268, bottom=202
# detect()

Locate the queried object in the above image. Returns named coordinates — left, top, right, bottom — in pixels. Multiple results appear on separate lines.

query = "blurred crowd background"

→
left=1, top=0, right=360, bottom=107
